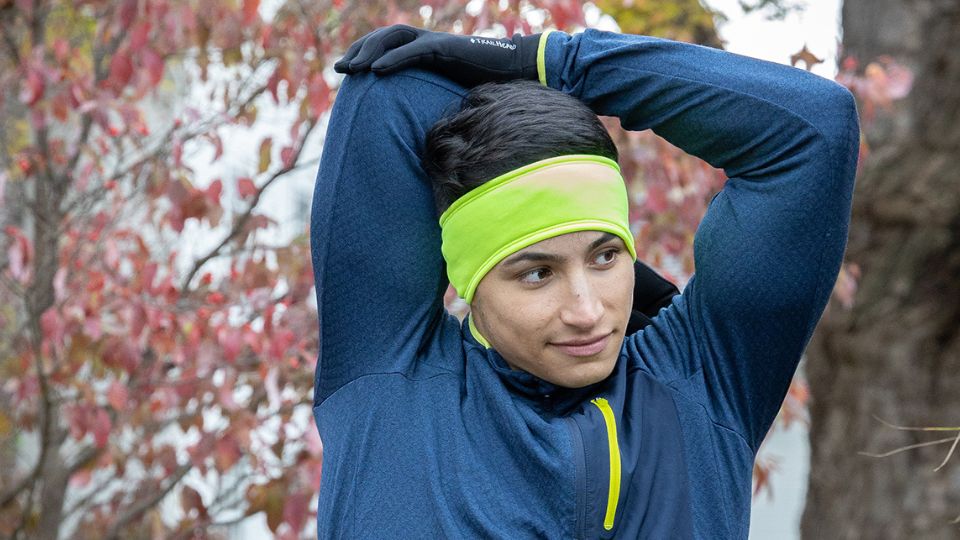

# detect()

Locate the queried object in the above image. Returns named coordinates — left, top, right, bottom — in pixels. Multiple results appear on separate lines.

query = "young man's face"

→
left=471, top=230, right=635, bottom=388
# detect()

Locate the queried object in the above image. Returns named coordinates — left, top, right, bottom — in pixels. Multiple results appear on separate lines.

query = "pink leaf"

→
left=172, top=139, right=183, bottom=168
left=645, top=183, right=669, bottom=213
left=107, top=381, right=128, bottom=410
left=237, top=177, right=257, bottom=198
left=280, top=146, right=295, bottom=168
left=218, top=327, right=243, bottom=363
left=53, top=38, right=70, bottom=63
left=242, top=0, right=260, bottom=25
left=180, top=486, right=207, bottom=517
left=92, top=408, right=111, bottom=449
left=129, top=21, right=151, bottom=52
left=282, top=492, right=310, bottom=535
left=118, top=0, right=138, bottom=28
left=158, top=446, right=179, bottom=475
left=5, top=226, right=32, bottom=283
left=266, top=69, right=281, bottom=104
left=67, top=404, right=89, bottom=441
left=141, top=262, right=158, bottom=294
left=108, top=50, right=134, bottom=91
left=40, top=308, right=64, bottom=344
left=69, top=468, right=93, bottom=488
left=218, top=372, right=240, bottom=411
left=206, top=178, right=223, bottom=204
left=214, top=435, right=242, bottom=471
left=210, top=132, right=223, bottom=162
left=308, top=72, right=330, bottom=118
left=83, top=316, right=102, bottom=341
left=141, top=47, right=165, bottom=87
left=53, top=266, right=67, bottom=302
left=18, top=67, right=44, bottom=105
left=128, top=302, right=147, bottom=339
left=102, top=337, right=140, bottom=376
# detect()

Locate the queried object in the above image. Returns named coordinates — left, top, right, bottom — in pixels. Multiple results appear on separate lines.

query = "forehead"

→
left=493, top=232, right=622, bottom=272
left=516, top=231, right=617, bottom=253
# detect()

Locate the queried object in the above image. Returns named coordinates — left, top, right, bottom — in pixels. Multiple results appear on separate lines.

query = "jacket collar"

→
left=462, top=318, right=611, bottom=413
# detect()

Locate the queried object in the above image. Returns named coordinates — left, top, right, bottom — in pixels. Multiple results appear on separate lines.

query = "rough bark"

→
left=801, top=1, right=960, bottom=538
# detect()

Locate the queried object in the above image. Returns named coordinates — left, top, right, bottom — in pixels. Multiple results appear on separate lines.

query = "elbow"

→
left=829, top=84, right=861, bottom=184
left=818, top=82, right=861, bottom=156
left=834, top=84, right=861, bottom=149
left=801, top=81, right=861, bottom=194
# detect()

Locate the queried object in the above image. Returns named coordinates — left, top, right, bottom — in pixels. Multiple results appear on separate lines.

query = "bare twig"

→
left=861, top=415, right=960, bottom=470
left=934, top=431, right=960, bottom=472
left=858, top=436, right=960, bottom=459
left=871, top=414, right=960, bottom=432
left=179, top=119, right=317, bottom=291
left=64, top=443, right=103, bottom=475
left=61, top=80, right=269, bottom=221
left=104, top=463, right=192, bottom=540
left=61, top=475, right=119, bottom=520
left=8, top=5, right=68, bottom=518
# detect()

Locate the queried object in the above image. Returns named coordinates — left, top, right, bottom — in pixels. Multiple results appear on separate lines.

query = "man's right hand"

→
left=333, top=24, right=543, bottom=87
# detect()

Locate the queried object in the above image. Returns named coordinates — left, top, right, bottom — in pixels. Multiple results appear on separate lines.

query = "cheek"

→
left=491, top=294, right=554, bottom=348
left=505, top=300, right=551, bottom=335
left=481, top=288, right=532, bottom=329
left=606, top=263, right=636, bottom=314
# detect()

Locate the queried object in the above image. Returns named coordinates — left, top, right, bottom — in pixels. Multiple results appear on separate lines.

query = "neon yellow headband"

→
left=439, top=154, right=637, bottom=304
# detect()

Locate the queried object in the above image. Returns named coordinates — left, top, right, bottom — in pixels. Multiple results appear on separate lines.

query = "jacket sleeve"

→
left=540, top=29, right=860, bottom=450
left=310, top=70, right=466, bottom=406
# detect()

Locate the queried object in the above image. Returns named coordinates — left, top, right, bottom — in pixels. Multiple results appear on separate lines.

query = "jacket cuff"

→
left=536, top=29, right=557, bottom=86
left=517, top=32, right=542, bottom=81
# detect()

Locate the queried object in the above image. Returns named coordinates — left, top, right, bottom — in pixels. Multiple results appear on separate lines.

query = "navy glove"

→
left=627, top=260, right=680, bottom=334
left=333, top=24, right=543, bottom=87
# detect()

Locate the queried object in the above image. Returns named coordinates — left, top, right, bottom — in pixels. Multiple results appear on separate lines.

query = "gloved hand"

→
left=333, top=24, right=543, bottom=88
left=627, top=260, right=680, bottom=334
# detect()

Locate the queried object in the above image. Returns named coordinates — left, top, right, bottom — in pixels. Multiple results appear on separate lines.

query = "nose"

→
left=558, top=274, right=605, bottom=329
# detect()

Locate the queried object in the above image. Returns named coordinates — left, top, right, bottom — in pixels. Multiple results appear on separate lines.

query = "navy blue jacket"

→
left=310, top=28, right=860, bottom=538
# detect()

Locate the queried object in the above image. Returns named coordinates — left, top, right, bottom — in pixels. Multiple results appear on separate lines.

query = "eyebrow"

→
left=500, top=232, right=619, bottom=268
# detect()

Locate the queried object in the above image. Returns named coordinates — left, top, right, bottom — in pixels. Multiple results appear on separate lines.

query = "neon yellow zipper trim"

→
left=591, top=397, right=621, bottom=531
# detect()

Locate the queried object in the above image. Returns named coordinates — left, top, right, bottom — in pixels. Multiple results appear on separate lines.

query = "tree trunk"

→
left=801, top=1, right=960, bottom=538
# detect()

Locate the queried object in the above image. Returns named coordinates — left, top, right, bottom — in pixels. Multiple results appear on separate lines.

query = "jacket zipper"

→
left=590, top=397, right=621, bottom=531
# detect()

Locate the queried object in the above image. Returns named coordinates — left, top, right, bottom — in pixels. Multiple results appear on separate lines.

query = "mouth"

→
left=550, top=332, right=612, bottom=357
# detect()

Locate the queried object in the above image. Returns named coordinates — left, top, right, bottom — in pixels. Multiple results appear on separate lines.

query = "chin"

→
left=553, top=355, right=618, bottom=389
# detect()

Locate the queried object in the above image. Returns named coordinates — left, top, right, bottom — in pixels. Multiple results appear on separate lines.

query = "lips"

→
left=551, top=332, right=612, bottom=357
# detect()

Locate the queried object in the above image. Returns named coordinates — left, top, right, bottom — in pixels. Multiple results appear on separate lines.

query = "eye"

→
left=593, top=248, right=620, bottom=266
left=519, top=267, right=552, bottom=285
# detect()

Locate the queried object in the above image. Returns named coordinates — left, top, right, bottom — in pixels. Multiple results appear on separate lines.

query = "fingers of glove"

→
left=371, top=34, right=491, bottom=78
left=369, top=39, right=436, bottom=74
left=348, top=24, right=422, bottom=72
left=333, top=28, right=379, bottom=73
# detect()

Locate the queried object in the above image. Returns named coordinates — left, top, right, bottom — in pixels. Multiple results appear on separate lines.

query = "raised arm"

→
left=538, top=29, right=859, bottom=450
left=320, top=30, right=690, bottom=407
left=310, top=70, right=466, bottom=406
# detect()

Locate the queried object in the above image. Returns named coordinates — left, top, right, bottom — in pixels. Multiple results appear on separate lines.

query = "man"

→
left=311, top=24, right=859, bottom=538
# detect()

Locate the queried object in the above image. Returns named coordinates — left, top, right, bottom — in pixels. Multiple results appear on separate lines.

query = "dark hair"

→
left=422, top=79, right=618, bottom=214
